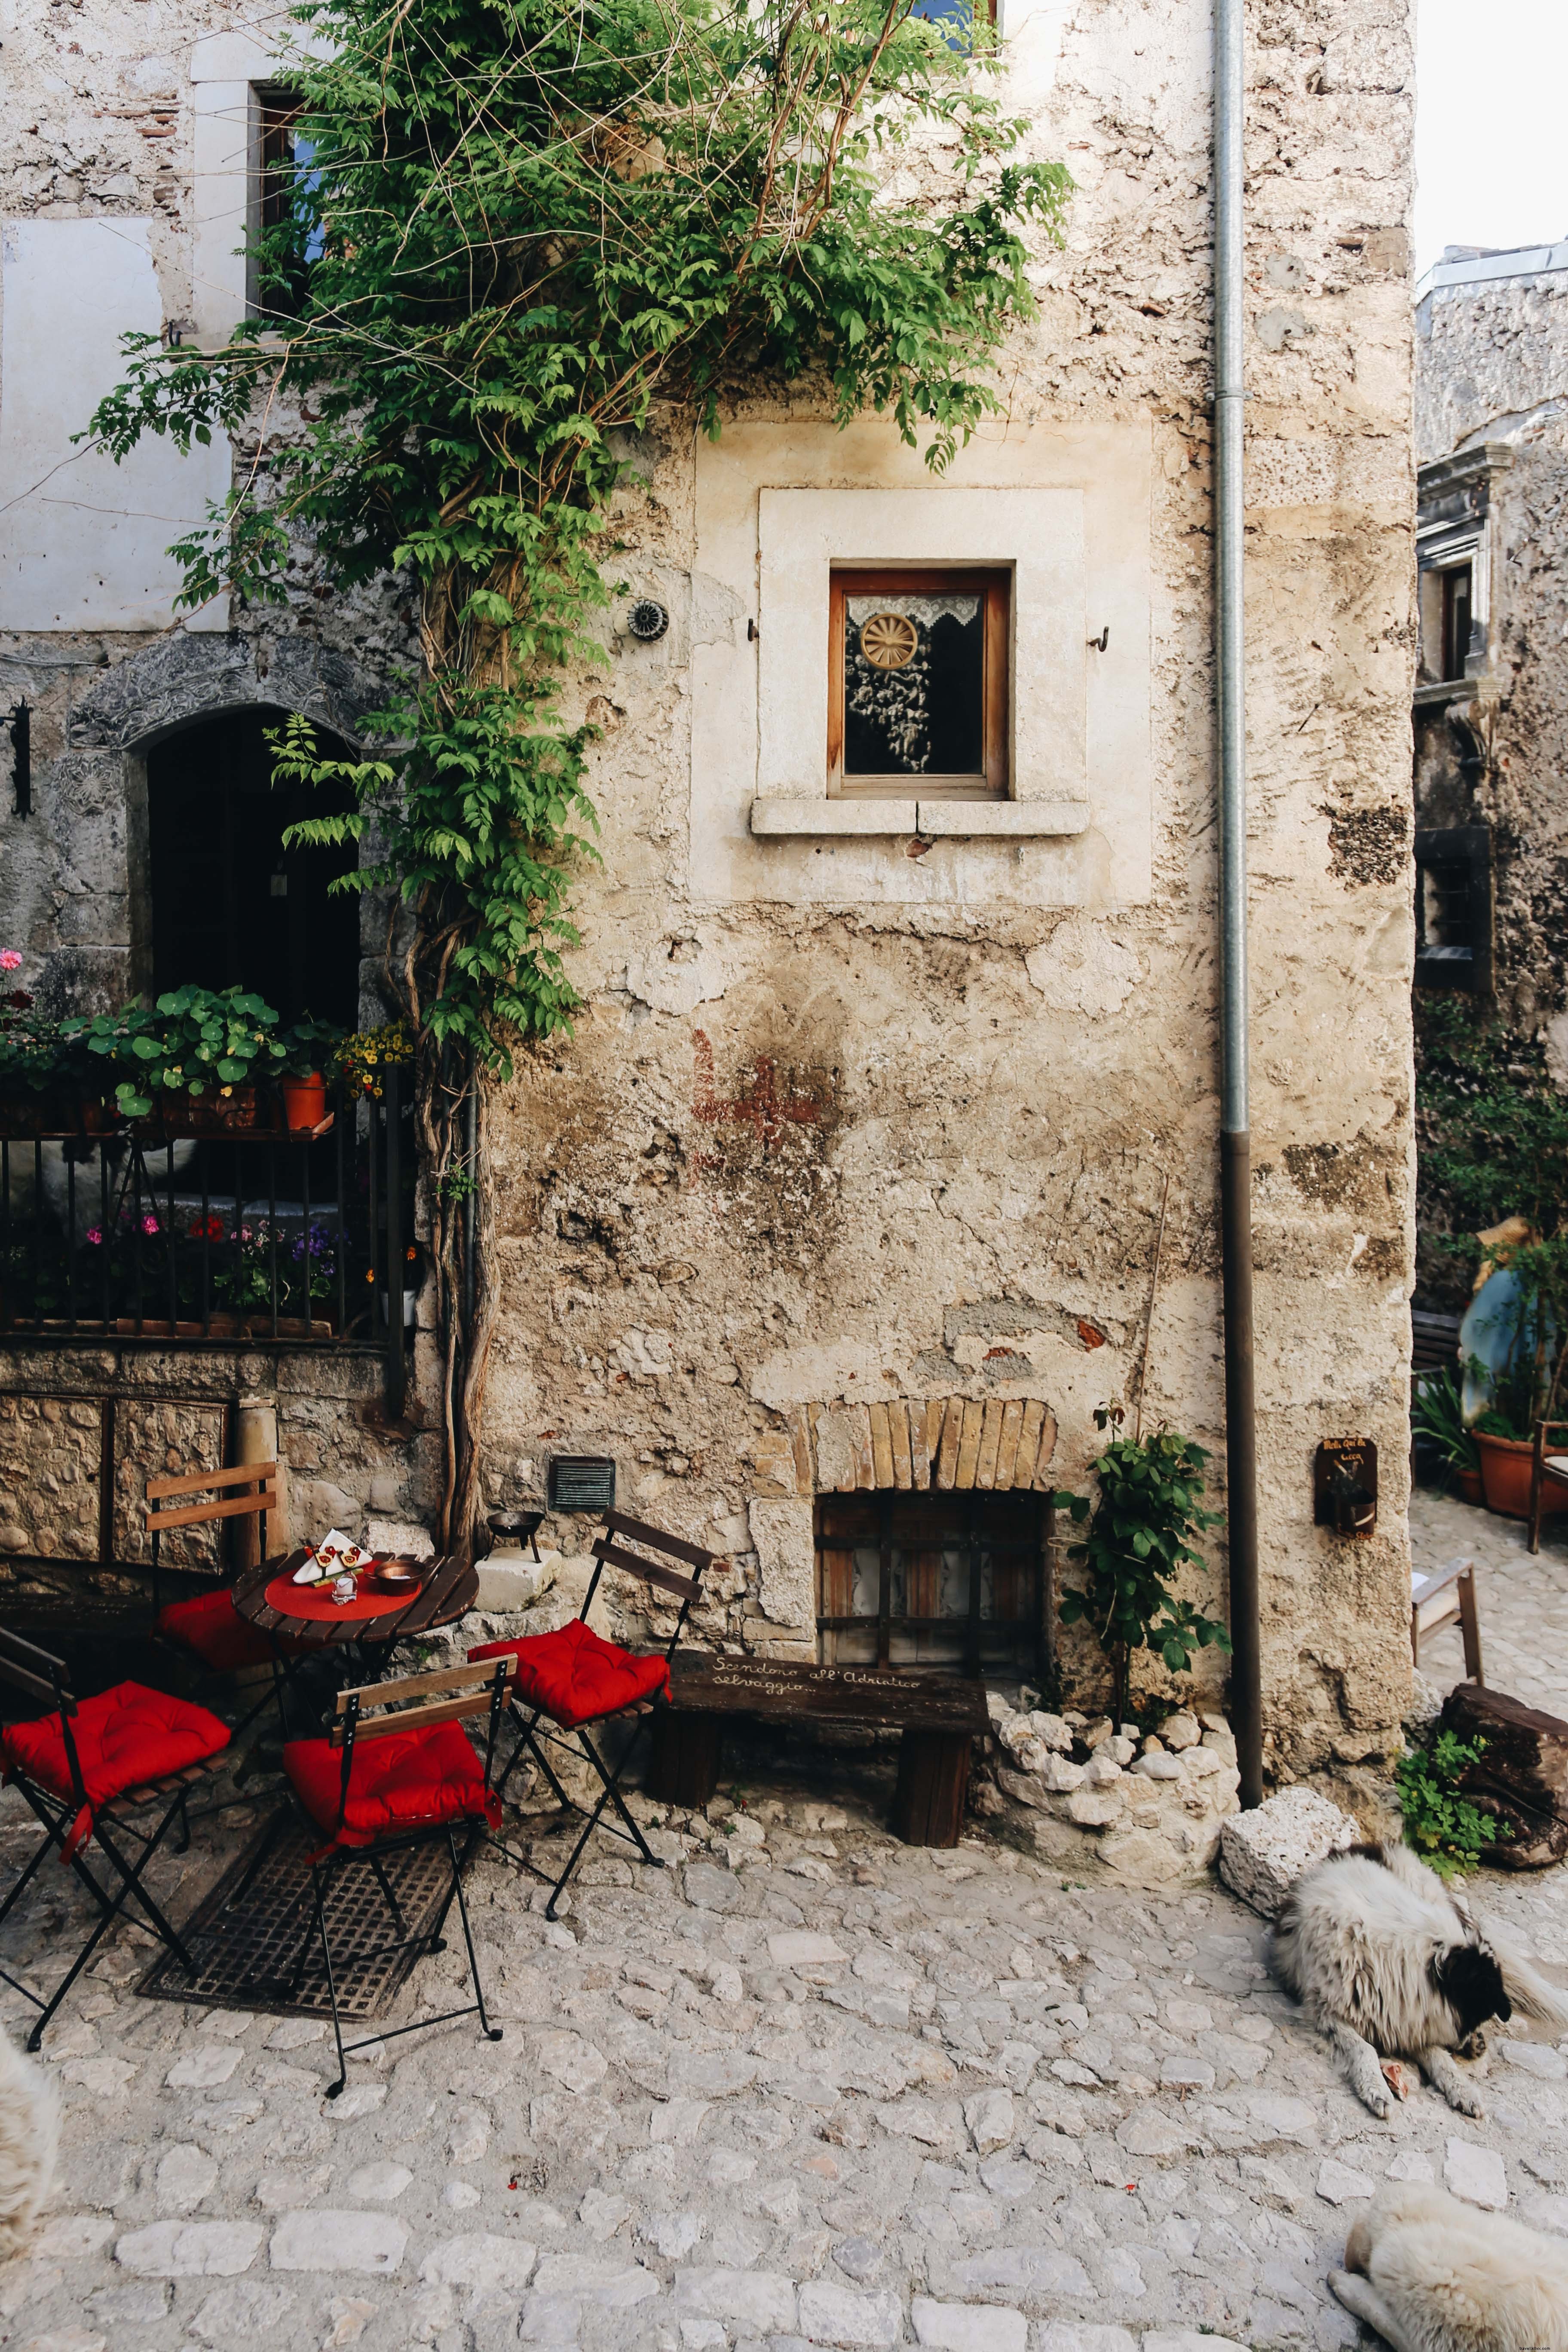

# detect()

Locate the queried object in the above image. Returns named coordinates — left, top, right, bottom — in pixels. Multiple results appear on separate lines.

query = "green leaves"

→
left=1055, top=1417, right=1228, bottom=1718
left=1394, top=1729, right=1500, bottom=1877
left=59, top=987, right=322, bottom=1111
left=83, top=0, right=1069, bottom=1071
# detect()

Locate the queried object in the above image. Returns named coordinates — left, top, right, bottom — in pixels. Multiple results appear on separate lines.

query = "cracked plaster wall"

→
left=2, top=0, right=1418, bottom=1779
left=479, top=0, right=1419, bottom=1781
left=1415, top=267, right=1568, bottom=1040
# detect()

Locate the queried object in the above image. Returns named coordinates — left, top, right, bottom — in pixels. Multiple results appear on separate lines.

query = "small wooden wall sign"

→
left=1314, top=1436, right=1378, bottom=1538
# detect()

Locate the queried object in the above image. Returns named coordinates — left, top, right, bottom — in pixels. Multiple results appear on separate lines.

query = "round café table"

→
left=230, top=1549, right=479, bottom=1728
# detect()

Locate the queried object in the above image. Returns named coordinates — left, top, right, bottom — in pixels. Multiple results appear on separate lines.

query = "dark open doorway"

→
left=145, top=707, right=361, bottom=1029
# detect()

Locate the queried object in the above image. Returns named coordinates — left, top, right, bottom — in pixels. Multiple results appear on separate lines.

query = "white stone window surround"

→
left=754, top=486, right=1086, bottom=836
left=1415, top=518, right=1488, bottom=685
left=690, top=417, right=1153, bottom=909
left=191, top=29, right=329, bottom=350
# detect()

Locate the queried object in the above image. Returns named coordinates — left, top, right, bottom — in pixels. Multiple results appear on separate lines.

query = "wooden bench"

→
left=645, top=1655, right=990, bottom=1847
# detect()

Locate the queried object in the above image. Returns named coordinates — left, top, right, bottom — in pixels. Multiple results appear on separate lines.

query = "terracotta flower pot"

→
left=1454, top=1466, right=1485, bottom=1508
left=280, top=1072, right=329, bottom=1132
left=1474, top=1430, right=1568, bottom=1519
left=144, top=1086, right=282, bottom=1139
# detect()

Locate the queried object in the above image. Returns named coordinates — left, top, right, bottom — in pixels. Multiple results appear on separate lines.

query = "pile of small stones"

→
left=977, top=1704, right=1242, bottom=1882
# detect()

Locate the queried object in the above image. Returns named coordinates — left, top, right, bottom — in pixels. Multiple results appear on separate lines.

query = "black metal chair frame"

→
left=490, top=1510, right=715, bottom=1919
left=147, top=1461, right=306, bottom=1743
left=247, top=1655, right=514, bottom=2096
left=0, top=1626, right=214, bottom=2048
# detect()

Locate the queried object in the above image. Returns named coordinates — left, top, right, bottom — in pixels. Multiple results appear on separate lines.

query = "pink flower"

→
left=0, top=950, right=20, bottom=973
left=141, top=1213, right=159, bottom=1236
left=86, top=1227, right=102, bottom=1246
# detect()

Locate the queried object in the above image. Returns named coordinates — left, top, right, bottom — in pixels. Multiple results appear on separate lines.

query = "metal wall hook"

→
left=1088, top=627, right=1109, bottom=653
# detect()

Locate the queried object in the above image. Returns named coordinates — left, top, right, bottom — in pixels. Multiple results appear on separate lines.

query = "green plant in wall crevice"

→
left=1053, top=1405, right=1231, bottom=1725
left=86, top=0, right=1072, bottom=1556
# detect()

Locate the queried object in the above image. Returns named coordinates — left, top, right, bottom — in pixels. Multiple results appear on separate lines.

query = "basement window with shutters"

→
left=829, top=569, right=1009, bottom=799
left=1414, top=824, right=1492, bottom=992
left=815, top=1490, right=1047, bottom=1680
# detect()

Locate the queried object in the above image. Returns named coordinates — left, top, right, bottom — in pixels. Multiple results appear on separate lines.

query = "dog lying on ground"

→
left=1329, top=2182, right=1568, bottom=2352
left=0, top=2030, right=57, bottom=2255
left=1268, top=1840, right=1568, bottom=2118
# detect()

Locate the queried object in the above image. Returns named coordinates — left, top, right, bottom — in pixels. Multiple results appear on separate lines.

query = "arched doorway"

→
left=145, top=707, right=361, bottom=1028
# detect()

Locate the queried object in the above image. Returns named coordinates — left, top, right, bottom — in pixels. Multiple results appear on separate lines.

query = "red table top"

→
left=262, top=1569, right=420, bottom=1624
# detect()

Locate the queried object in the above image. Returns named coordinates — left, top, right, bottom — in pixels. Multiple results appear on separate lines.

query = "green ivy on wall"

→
left=88, top=0, right=1071, bottom=1554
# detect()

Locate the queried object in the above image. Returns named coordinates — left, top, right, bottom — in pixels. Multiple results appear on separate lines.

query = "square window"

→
left=1414, top=824, right=1491, bottom=992
left=828, top=569, right=1009, bottom=799
left=815, top=1490, right=1046, bottom=1679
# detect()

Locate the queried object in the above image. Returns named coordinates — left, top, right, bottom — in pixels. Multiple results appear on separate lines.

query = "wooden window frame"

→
left=828, top=566, right=1010, bottom=801
left=815, top=1490, right=1049, bottom=1683
left=1439, top=560, right=1474, bottom=683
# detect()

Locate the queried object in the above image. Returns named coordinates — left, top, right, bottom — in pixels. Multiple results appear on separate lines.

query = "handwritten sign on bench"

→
left=668, top=1654, right=989, bottom=1735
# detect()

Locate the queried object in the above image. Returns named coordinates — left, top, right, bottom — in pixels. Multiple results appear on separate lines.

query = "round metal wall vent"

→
left=627, top=598, right=670, bottom=643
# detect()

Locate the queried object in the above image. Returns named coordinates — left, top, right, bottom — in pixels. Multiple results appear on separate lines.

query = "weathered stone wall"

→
left=2, top=0, right=1419, bottom=1780
left=1414, top=262, right=1568, bottom=1038
left=0, top=1342, right=438, bottom=1568
left=474, top=0, right=1420, bottom=1778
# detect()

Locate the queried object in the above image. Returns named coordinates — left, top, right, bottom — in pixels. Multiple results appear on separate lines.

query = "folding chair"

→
left=147, top=1462, right=304, bottom=1736
left=0, top=1626, right=230, bottom=2047
left=1529, top=1417, right=1568, bottom=1554
left=470, top=1509, right=716, bottom=1918
left=1411, top=1556, right=1484, bottom=1684
left=271, top=1655, right=514, bottom=2096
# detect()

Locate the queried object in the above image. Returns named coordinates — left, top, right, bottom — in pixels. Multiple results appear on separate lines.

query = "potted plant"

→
left=1052, top=1404, right=1231, bottom=1723
left=0, top=949, right=121, bottom=1136
left=65, top=986, right=290, bottom=1133
left=1411, top=1364, right=1484, bottom=1506
left=1458, top=1237, right=1568, bottom=1517
left=278, top=1016, right=344, bottom=1131
left=334, top=1019, right=413, bottom=1100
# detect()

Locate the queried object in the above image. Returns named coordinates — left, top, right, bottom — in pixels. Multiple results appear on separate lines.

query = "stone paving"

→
left=2, top=1687, right=1567, bottom=2352
left=1411, top=1481, right=1568, bottom=1717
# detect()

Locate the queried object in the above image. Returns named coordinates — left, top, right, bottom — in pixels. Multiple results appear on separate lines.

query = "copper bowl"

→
left=364, top=1556, right=424, bottom=1595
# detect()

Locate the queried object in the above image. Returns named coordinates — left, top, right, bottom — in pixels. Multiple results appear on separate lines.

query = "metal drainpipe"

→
left=1215, top=0, right=1263, bottom=1807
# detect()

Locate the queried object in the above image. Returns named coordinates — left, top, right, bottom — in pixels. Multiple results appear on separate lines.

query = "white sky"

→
left=1416, top=0, right=1568, bottom=274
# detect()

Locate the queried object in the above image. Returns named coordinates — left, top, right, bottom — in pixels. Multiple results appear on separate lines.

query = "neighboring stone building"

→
left=1413, top=239, right=1568, bottom=1037
left=1, top=0, right=1418, bottom=1789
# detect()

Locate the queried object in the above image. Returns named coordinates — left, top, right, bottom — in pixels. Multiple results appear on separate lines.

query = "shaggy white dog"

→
left=1268, top=1840, right=1568, bottom=2118
left=1329, top=2183, right=1568, bottom=2352
left=0, top=2030, right=58, bottom=2256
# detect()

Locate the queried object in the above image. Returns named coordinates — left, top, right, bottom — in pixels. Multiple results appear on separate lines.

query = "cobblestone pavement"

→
left=1411, top=1482, right=1568, bottom=1715
left=3, top=1716, right=1567, bottom=2352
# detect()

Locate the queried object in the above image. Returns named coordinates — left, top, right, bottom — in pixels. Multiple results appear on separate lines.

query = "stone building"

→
left=1412, top=238, right=1568, bottom=1037
left=1, top=0, right=1418, bottom=1795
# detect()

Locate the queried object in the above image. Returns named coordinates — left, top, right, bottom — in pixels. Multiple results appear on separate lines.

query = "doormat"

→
left=137, top=1809, right=454, bottom=2022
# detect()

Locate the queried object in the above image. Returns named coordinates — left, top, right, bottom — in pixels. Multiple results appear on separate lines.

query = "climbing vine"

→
left=88, top=0, right=1071, bottom=1556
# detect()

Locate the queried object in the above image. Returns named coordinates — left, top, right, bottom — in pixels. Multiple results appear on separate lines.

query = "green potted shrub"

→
left=1411, top=1363, right=1483, bottom=1507
left=1052, top=1404, right=1231, bottom=1724
left=277, top=1015, right=344, bottom=1132
left=65, top=986, right=290, bottom=1133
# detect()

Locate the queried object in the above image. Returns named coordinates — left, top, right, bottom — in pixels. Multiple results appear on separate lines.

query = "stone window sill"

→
left=749, top=799, right=1091, bottom=839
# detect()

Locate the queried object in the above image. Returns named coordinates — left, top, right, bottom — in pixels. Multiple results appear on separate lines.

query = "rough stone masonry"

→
left=0, top=0, right=1419, bottom=1779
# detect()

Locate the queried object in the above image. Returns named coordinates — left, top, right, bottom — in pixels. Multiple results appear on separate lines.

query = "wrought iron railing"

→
left=0, top=1071, right=413, bottom=1412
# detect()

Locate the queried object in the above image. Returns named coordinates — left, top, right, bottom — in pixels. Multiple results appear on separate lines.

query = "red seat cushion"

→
left=469, top=1619, right=669, bottom=1730
left=285, top=1721, right=500, bottom=1850
left=158, top=1588, right=279, bottom=1673
left=1, top=1682, right=230, bottom=1858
